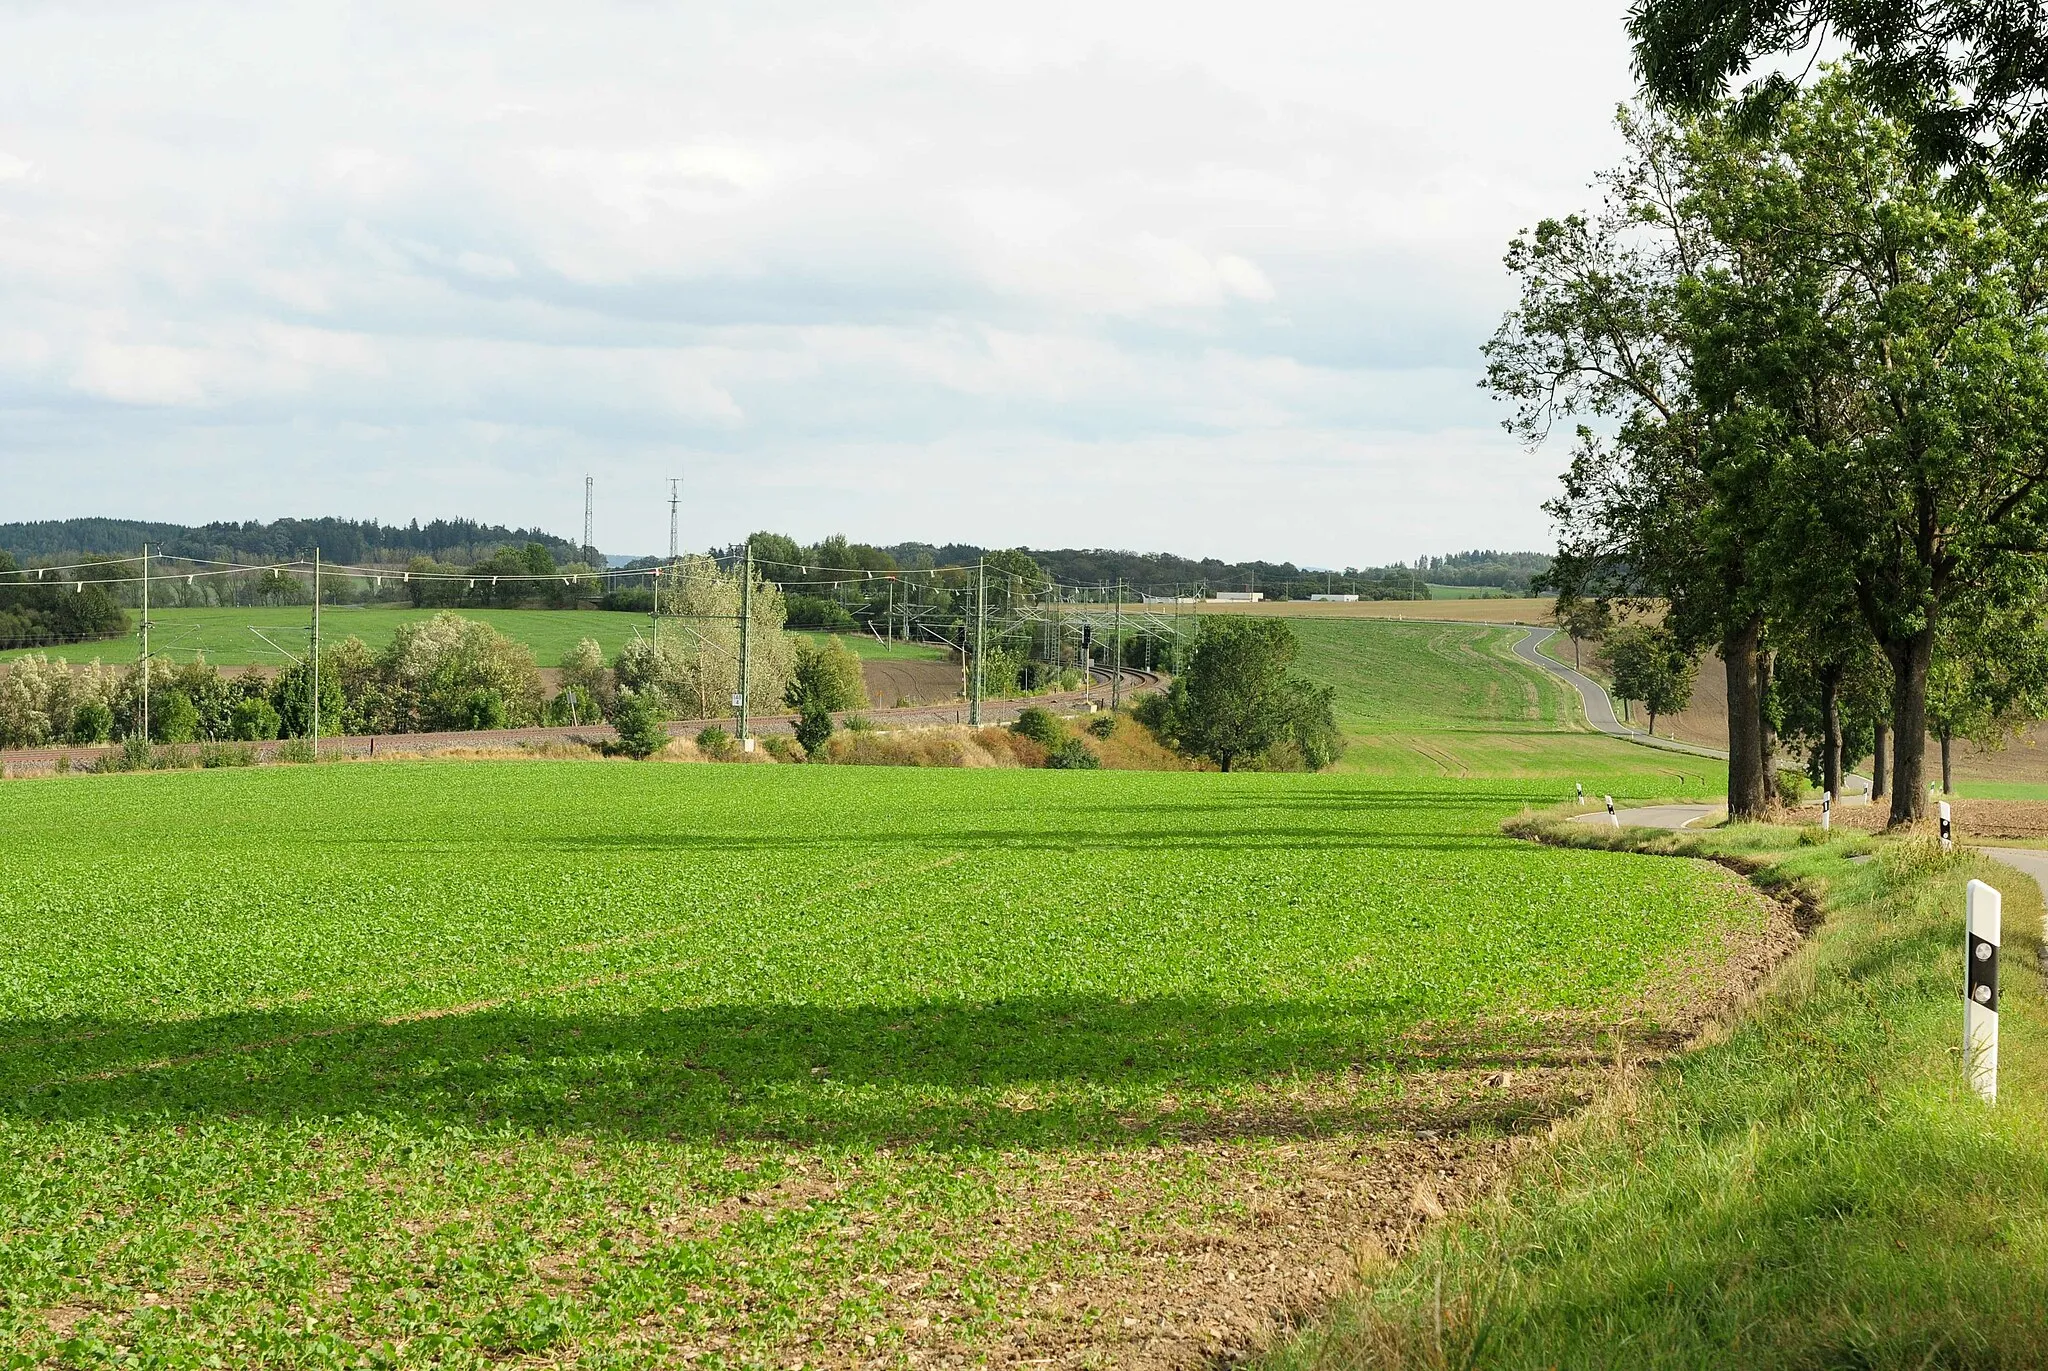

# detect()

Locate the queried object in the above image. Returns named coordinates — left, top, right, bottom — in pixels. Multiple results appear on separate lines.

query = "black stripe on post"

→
left=1969, top=932, right=1999, bottom=1013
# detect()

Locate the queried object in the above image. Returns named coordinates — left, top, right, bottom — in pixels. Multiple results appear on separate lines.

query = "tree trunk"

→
left=1872, top=721, right=1888, bottom=800
left=1648, top=710, right=1658, bottom=737
left=1724, top=620, right=1768, bottom=821
left=1819, top=664, right=1843, bottom=804
left=1756, top=648, right=1777, bottom=807
left=1941, top=728, right=1953, bottom=795
left=1886, top=625, right=1935, bottom=826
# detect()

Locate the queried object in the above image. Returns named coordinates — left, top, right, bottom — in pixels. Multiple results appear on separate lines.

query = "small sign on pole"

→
left=1966, top=878, right=2000, bottom=1102
left=1821, top=790, right=1832, bottom=833
left=1604, top=795, right=1618, bottom=829
left=1939, top=800, right=1954, bottom=852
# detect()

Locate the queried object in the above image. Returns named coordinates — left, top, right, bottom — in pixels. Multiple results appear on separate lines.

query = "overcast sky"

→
left=0, top=2, right=1639, bottom=564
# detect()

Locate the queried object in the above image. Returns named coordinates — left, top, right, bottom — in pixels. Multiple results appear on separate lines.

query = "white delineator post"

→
left=1822, top=790, right=1832, bottom=833
left=1939, top=800, right=1954, bottom=853
left=1576, top=782, right=1585, bottom=807
left=1966, top=878, right=2000, bottom=1103
left=1604, top=795, right=1618, bottom=829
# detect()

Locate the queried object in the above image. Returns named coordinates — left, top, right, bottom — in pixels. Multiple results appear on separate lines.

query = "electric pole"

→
left=969, top=559, right=985, bottom=726
left=311, top=548, right=321, bottom=756
left=1112, top=577, right=1124, bottom=710
left=139, top=544, right=150, bottom=742
left=738, top=541, right=752, bottom=744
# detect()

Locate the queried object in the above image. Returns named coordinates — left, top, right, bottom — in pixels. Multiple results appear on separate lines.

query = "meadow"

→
left=0, top=754, right=1750, bottom=1367
left=3, top=605, right=944, bottom=670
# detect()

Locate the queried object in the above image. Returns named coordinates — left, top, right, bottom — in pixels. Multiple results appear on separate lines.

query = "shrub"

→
left=1775, top=769, right=1811, bottom=808
left=1045, top=737, right=1101, bottom=770
left=607, top=694, right=669, bottom=759
left=548, top=685, right=598, bottom=726
left=120, top=736, right=152, bottom=771
left=1087, top=714, right=1117, bottom=739
left=200, top=742, right=258, bottom=769
left=229, top=697, right=281, bottom=742
left=150, top=690, right=200, bottom=744
left=761, top=734, right=801, bottom=762
left=794, top=700, right=833, bottom=753
left=459, top=688, right=508, bottom=731
left=842, top=714, right=876, bottom=733
left=1011, top=706, right=1063, bottom=749
left=70, top=700, right=113, bottom=745
left=274, top=737, right=316, bottom=764
left=694, top=724, right=735, bottom=760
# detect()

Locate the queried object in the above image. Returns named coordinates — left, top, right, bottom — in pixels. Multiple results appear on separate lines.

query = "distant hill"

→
left=0, top=517, right=588, bottom=568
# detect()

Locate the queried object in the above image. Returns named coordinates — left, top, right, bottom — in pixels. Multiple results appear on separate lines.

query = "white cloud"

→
left=0, top=0, right=1637, bottom=562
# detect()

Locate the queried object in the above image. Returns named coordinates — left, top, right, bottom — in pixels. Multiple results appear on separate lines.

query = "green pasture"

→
left=1422, top=583, right=1510, bottom=599
left=0, top=762, right=1754, bottom=1364
left=5, top=607, right=946, bottom=670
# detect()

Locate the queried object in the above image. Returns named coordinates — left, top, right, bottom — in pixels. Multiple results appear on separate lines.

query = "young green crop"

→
left=0, top=762, right=1758, bottom=1365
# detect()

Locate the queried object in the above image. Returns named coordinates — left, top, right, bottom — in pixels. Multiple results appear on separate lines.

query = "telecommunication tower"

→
left=668, top=478, right=681, bottom=559
left=583, top=476, right=594, bottom=556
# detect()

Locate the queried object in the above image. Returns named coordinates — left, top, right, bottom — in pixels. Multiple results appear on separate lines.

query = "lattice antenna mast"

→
left=668, top=478, right=681, bottom=560
left=583, top=475, right=594, bottom=558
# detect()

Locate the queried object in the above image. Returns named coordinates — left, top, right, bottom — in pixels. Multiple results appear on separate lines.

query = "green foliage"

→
left=1603, top=623, right=1698, bottom=735
left=1162, top=618, right=1321, bottom=772
left=228, top=696, right=281, bottom=742
left=274, top=737, right=316, bottom=764
left=1086, top=714, right=1117, bottom=739
left=1044, top=736, right=1100, bottom=769
left=793, top=700, right=833, bottom=754
left=150, top=689, right=199, bottom=744
left=548, top=685, right=599, bottom=726
left=606, top=693, right=669, bottom=760
left=269, top=655, right=346, bottom=738
left=693, top=724, right=734, bottom=759
left=785, top=638, right=866, bottom=715
left=1010, top=706, right=1063, bottom=749
left=69, top=699, right=112, bottom=745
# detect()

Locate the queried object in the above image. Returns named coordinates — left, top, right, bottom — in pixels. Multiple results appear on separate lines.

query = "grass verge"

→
left=1267, top=812, right=2048, bottom=1368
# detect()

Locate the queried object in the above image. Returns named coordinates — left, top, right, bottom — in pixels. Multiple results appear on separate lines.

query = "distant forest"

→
left=1, top=516, right=1550, bottom=602
left=0, top=517, right=588, bottom=568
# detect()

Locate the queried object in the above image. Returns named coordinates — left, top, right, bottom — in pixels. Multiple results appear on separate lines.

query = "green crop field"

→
left=0, top=759, right=1753, bottom=1365
left=5, top=608, right=946, bottom=671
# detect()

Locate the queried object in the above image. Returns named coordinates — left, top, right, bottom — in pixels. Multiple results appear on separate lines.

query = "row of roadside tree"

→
left=1501, top=70, right=2048, bottom=824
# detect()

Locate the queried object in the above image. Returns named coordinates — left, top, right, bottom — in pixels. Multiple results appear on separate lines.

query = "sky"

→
left=0, top=1, right=1642, bottom=565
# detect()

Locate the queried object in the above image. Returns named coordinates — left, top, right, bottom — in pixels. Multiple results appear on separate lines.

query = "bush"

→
left=1775, top=769, right=1811, bottom=808
left=1011, top=706, right=1064, bottom=749
left=1087, top=714, right=1117, bottom=739
left=548, top=685, right=598, bottom=726
left=120, top=735, right=152, bottom=770
left=694, top=724, right=734, bottom=760
left=274, top=737, right=316, bottom=764
left=608, top=694, right=669, bottom=759
left=842, top=714, right=876, bottom=733
left=794, top=700, right=833, bottom=753
left=761, top=734, right=802, bottom=762
left=152, top=690, right=200, bottom=744
left=229, top=697, right=281, bottom=742
left=199, top=742, right=258, bottom=769
left=459, top=688, right=508, bottom=731
left=70, top=700, right=113, bottom=745
left=1045, top=736, right=1101, bottom=770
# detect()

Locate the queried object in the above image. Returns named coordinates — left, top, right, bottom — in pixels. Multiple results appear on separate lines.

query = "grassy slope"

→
left=5, top=607, right=946, bottom=669
left=1282, top=618, right=1723, bottom=797
left=0, top=763, right=1757, bottom=1364
left=1271, top=820, right=2048, bottom=1368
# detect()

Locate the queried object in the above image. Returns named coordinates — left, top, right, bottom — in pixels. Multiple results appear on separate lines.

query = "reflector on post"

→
left=1966, top=878, right=2000, bottom=1103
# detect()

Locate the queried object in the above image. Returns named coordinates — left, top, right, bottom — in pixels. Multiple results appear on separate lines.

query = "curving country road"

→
left=1510, top=626, right=1633, bottom=737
